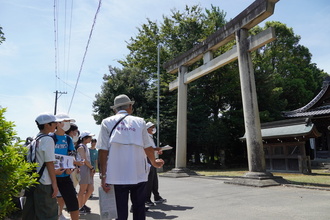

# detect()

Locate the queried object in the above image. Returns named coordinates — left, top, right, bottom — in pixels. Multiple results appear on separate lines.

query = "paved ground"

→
left=67, top=173, right=330, bottom=220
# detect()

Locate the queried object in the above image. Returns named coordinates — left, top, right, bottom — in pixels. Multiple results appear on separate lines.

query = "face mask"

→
left=152, top=128, right=157, bottom=134
left=60, top=121, right=71, bottom=131
left=72, top=134, right=79, bottom=142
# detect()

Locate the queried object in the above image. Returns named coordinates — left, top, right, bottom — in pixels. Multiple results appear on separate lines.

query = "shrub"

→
left=0, top=108, right=38, bottom=219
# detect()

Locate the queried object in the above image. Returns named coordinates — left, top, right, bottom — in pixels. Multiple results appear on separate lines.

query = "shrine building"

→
left=243, top=77, right=330, bottom=173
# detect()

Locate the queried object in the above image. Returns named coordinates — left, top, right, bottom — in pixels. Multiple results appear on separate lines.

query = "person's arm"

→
left=95, top=159, right=98, bottom=171
left=99, top=149, right=110, bottom=192
left=154, top=147, right=163, bottom=155
left=46, top=161, right=58, bottom=198
left=95, top=151, right=99, bottom=171
left=77, top=147, right=93, bottom=169
left=144, top=147, right=164, bottom=168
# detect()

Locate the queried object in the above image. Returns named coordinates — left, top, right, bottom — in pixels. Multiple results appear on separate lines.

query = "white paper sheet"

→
left=161, top=145, right=173, bottom=151
left=54, top=154, right=75, bottom=169
left=99, top=186, right=118, bottom=220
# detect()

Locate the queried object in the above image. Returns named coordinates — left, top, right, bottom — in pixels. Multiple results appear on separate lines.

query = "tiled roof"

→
left=241, top=117, right=321, bottom=140
left=284, top=105, right=330, bottom=117
left=283, top=77, right=330, bottom=118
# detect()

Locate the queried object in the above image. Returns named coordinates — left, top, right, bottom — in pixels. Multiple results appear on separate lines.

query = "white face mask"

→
left=60, top=121, right=71, bottom=131
left=152, top=128, right=157, bottom=134
left=72, top=134, right=79, bottom=142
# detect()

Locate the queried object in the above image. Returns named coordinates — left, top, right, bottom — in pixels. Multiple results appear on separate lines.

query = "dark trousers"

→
left=146, top=166, right=161, bottom=201
left=22, top=184, right=58, bottom=220
left=114, top=182, right=147, bottom=220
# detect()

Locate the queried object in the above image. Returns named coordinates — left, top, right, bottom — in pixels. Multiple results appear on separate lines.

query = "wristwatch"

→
left=99, top=173, right=107, bottom=179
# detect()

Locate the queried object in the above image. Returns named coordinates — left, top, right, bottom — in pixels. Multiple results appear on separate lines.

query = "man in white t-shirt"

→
left=145, top=122, right=167, bottom=206
left=98, top=94, right=164, bottom=220
left=22, top=113, right=61, bottom=220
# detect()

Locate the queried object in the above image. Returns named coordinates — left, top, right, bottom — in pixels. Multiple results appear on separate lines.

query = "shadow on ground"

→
left=79, top=213, right=100, bottom=220
left=146, top=203, right=193, bottom=219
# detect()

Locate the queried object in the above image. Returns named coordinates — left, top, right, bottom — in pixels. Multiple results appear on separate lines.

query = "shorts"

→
left=22, top=184, right=58, bottom=220
left=56, top=176, right=79, bottom=212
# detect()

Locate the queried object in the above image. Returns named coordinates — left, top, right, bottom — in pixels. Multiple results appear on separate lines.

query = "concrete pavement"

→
left=73, top=173, right=330, bottom=220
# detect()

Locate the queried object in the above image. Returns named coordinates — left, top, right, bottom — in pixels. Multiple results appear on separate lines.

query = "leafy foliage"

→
left=93, top=5, right=327, bottom=168
left=251, top=21, right=327, bottom=122
left=0, top=27, right=5, bottom=45
left=0, top=108, right=38, bottom=219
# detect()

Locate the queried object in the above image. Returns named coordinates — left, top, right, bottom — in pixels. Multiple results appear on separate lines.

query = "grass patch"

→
left=194, top=169, right=330, bottom=187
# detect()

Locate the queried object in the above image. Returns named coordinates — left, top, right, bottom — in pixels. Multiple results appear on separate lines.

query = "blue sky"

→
left=1, top=0, right=330, bottom=140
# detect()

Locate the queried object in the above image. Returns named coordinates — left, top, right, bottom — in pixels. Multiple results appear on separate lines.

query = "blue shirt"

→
left=89, top=148, right=98, bottom=168
left=54, top=134, right=74, bottom=177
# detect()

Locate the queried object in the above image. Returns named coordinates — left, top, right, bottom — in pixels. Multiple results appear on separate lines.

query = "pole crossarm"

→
left=169, top=27, right=276, bottom=91
left=164, top=0, right=279, bottom=74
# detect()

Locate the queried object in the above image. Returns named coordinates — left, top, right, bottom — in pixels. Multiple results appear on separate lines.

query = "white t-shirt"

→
left=97, top=111, right=153, bottom=184
left=35, top=133, right=56, bottom=185
left=148, top=133, right=158, bottom=159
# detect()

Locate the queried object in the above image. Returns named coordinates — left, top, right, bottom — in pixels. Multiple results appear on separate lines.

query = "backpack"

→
left=23, top=134, right=49, bottom=197
left=25, top=134, right=48, bottom=163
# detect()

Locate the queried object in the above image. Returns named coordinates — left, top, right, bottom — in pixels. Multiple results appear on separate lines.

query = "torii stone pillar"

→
left=176, top=66, right=188, bottom=168
left=237, top=28, right=265, bottom=173
left=224, top=28, right=286, bottom=186
left=162, top=66, right=197, bottom=177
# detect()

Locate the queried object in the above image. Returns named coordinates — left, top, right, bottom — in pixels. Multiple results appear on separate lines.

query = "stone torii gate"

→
left=163, top=0, right=285, bottom=186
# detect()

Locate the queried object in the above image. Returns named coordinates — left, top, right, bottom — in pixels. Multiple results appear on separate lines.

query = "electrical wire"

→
left=68, top=0, right=102, bottom=113
left=53, top=0, right=74, bottom=110
left=53, top=0, right=59, bottom=89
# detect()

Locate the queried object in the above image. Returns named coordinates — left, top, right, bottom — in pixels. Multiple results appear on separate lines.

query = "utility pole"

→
left=54, top=90, right=67, bottom=115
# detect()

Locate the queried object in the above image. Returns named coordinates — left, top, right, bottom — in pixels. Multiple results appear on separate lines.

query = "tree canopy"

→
left=93, top=5, right=327, bottom=168
left=0, top=27, right=5, bottom=45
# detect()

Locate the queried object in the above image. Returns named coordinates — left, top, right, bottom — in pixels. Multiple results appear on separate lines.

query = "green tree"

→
left=93, top=5, right=328, bottom=168
left=93, top=66, right=151, bottom=123
left=0, top=108, right=38, bottom=219
left=251, top=21, right=327, bottom=122
left=0, top=27, right=5, bottom=45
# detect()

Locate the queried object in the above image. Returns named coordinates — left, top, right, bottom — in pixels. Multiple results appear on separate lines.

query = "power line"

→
left=55, top=75, right=95, bottom=100
left=53, top=0, right=59, bottom=89
left=65, top=0, right=74, bottom=78
left=68, top=0, right=102, bottom=113
left=53, top=0, right=74, bottom=112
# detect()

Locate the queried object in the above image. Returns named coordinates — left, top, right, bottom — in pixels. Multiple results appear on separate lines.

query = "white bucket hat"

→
left=111, top=94, right=135, bottom=109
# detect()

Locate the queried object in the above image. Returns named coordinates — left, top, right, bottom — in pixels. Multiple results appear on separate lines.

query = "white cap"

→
left=35, top=112, right=61, bottom=125
left=80, top=130, right=95, bottom=139
left=146, top=122, right=155, bottom=129
left=55, top=113, right=76, bottom=122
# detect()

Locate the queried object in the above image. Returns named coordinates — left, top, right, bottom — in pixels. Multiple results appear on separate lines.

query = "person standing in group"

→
left=76, top=131, right=95, bottom=215
left=22, top=113, right=61, bottom=220
left=145, top=122, right=167, bottom=207
left=54, top=113, right=80, bottom=220
left=89, top=138, right=98, bottom=199
left=97, top=94, right=165, bottom=220
left=89, top=138, right=98, bottom=172
left=65, top=123, right=80, bottom=189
